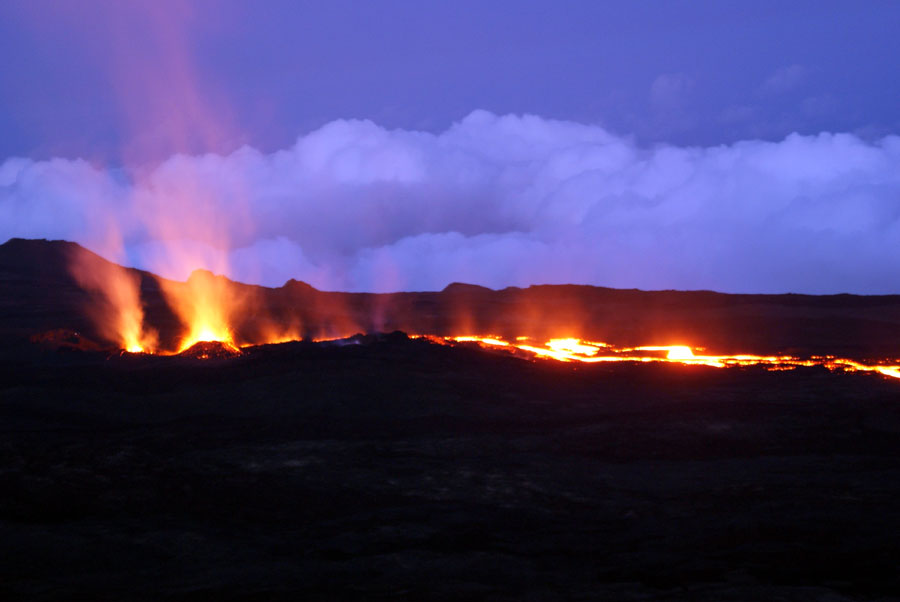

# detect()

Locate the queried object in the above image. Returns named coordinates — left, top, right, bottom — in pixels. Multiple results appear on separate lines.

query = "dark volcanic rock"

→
left=441, top=281, right=494, bottom=294
left=3, top=237, right=900, bottom=599
left=1, top=338, right=900, bottom=600
left=178, top=340, right=242, bottom=359
left=29, top=328, right=104, bottom=352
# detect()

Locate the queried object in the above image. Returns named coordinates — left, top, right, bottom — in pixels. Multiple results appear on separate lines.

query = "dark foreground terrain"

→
left=2, top=335, right=900, bottom=601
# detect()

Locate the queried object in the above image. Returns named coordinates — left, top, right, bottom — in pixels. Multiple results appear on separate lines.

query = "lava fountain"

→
left=162, top=269, right=242, bottom=353
left=68, top=241, right=158, bottom=353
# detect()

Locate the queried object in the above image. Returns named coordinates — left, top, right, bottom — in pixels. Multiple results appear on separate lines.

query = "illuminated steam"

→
left=2, top=111, right=900, bottom=294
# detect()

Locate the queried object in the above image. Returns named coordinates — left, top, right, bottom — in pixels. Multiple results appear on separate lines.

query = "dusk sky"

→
left=1, top=0, right=899, bottom=293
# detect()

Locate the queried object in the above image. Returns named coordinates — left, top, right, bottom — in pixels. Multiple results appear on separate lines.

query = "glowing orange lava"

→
left=112, top=319, right=900, bottom=378
left=68, top=246, right=159, bottom=354
left=177, top=324, right=239, bottom=354
left=423, top=336, right=900, bottom=380
left=160, top=269, right=244, bottom=354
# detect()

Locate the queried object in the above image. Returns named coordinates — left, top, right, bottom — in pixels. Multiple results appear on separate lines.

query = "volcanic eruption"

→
left=4, top=2, right=900, bottom=600
left=12, top=238, right=892, bottom=380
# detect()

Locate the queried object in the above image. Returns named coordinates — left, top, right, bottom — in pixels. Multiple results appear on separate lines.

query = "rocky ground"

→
left=2, top=335, right=900, bottom=600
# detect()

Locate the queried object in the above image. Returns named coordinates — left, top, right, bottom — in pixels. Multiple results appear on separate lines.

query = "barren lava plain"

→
left=2, top=239, right=900, bottom=600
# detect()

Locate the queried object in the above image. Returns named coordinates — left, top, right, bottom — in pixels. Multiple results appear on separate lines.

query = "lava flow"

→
left=422, top=335, right=900, bottom=380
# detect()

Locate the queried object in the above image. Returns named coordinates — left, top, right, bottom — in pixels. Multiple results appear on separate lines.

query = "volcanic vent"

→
left=178, top=340, right=242, bottom=360
left=5, top=240, right=900, bottom=382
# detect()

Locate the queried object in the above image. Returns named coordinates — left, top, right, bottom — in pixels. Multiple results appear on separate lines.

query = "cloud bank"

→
left=2, top=111, right=899, bottom=294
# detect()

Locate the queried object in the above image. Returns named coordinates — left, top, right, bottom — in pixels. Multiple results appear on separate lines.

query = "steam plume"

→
left=67, top=244, right=157, bottom=352
left=2, top=111, right=899, bottom=294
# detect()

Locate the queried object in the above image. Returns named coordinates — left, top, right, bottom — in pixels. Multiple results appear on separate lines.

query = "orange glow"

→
left=68, top=246, right=159, bottom=353
left=95, top=301, right=900, bottom=378
left=423, top=335, right=900, bottom=380
left=665, top=346, right=694, bottom=360
left=174, top=319, right=239, bottom=354
left=453, top=335, right=509, bottom=347
left=177, top=324, right=238, bottom=354
left=95, top=322, right=900, bottom=378
left=159, top=269, right=243, bottom=353
left=547, top=338, right=602, bottom=356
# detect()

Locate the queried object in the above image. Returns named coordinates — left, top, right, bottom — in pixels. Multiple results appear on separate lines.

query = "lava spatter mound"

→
left=178, top=340, right=241, bottom=359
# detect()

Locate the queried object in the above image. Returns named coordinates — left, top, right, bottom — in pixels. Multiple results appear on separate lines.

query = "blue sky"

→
left=1, top=1, right=900, bottom=293
left=1, top=0, right=897, bottom=159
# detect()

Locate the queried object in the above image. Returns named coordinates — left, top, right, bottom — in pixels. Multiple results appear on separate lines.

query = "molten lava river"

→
left=123, top=329, right=900, bottom=381
left=413, top=335, right=900, bottom=380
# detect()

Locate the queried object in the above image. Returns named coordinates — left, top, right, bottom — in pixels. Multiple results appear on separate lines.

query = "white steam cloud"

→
left=2, top=111, right=900, bottom=293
